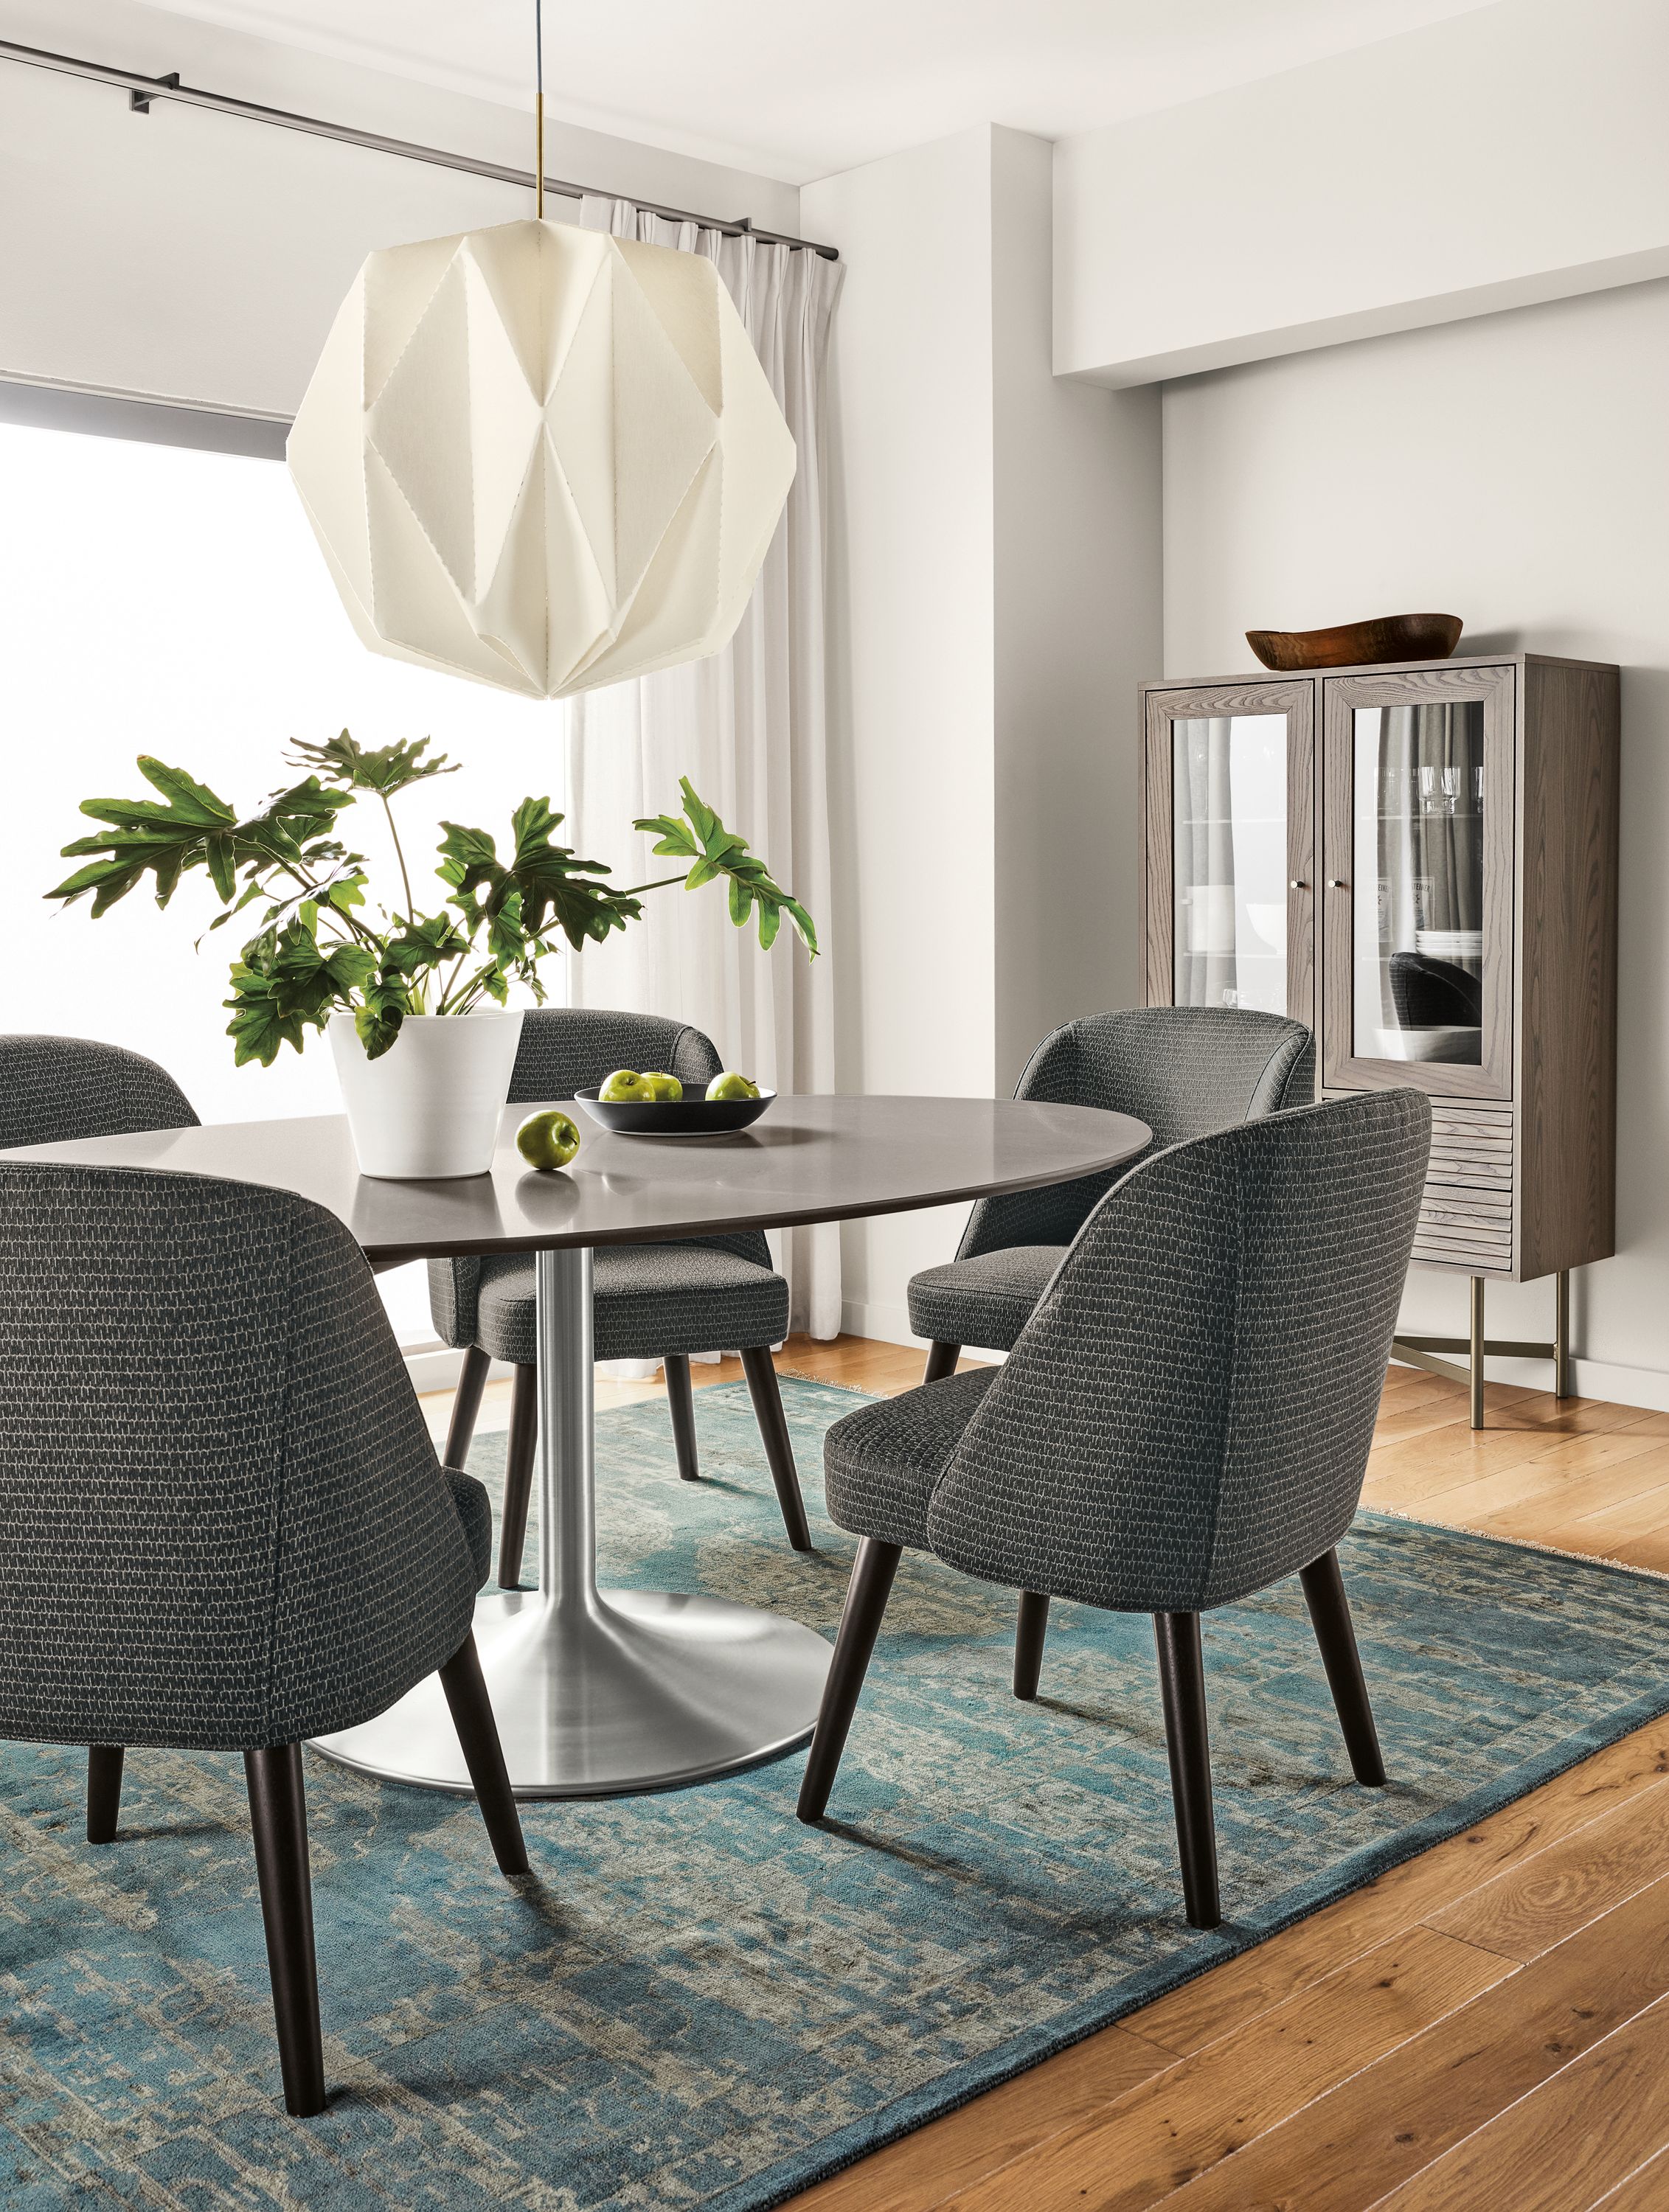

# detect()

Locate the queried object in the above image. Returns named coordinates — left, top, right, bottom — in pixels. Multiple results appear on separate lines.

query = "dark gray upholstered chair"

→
left=0, top=1032, right=198, bottom=1149
left=798, top=1091, right=1432, bottom=1930
left=432, top=1008, right=810, bottom=1580
left=0, top=1161, right=527, bottom=2118
left=906, top=1006, right=1314, bottom=1382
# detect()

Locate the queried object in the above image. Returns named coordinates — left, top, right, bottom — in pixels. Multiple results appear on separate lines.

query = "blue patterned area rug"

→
left=6, top=1377, right=1669, bottom=2209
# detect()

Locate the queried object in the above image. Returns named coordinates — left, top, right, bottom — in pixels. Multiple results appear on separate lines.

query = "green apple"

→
left=599, top=1068, right=650, bottom=1103
left=642, top=1071, right=684, bottom=1102
left=516, top=1108, right=581, bottom=1172
left=706, top=1071, right=760, bottom=1102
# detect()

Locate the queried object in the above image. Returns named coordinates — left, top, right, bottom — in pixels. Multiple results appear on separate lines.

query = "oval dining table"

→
left=5, top=1091, right=1150, bottom=1800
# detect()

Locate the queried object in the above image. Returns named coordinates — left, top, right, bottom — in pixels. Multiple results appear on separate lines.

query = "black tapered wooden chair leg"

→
left=496, top=1362, right=539, bottom=1588
left=1300, top=1548, right=1387, bottom=1787
left=797, top=1538, right=901, bottom=1822
left=922, top=1340, right=961, bottom=1385
left=1013, top=1592, right=1049, bottom=1700
left=437, top=1631, right=530, bottom=1877
left=665, top=1354, right=700, bottom=1482
left=740, top=1346, right=813, bottom=1552
left=443, top=1343, right=491, bottom=1471
left=86, top=1746, right=124, bottom=1844
left=243, top=1744, right=325, bottom=2118
left=1153, top=1612, right=1221, bottom=1930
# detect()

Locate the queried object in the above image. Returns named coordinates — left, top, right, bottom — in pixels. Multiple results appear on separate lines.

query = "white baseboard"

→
left=1391, top=1349, right=1669, bottom=1416
left=837, top=1298, right=917, bottom=1349
left=403, top=1343, right=518, bottom=1395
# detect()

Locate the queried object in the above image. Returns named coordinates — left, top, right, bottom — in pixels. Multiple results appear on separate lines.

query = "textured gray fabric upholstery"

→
left=822, top=1369, right=999, bottom=1550
left=906, top=1247, right=1066, bottom=1357
left=0, top=1034, right=198, bottom=1148
left=445, top=1465, right=494, bottom=1585
left=827, top=1093, right=1430, bottom=1611
left=428, top=1006, right=783, bottom=1362
left=906, top=1006, right=1314, bottom=1352
left=0, top=1163, right=491, bottom=1751
left=472, top=1244, right=791, bottom=1366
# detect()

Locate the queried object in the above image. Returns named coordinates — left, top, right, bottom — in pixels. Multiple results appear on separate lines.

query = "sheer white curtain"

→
left=564, top=199, right=842, bottom=1340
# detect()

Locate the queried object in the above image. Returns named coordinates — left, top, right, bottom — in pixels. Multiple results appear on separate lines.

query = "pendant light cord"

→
left=534, top=0, right=544, bottom=218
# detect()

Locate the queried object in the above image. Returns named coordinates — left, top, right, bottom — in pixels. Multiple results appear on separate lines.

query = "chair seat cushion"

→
left=443, top=1466, right=493, bottom=1587
left=906, top=1245, right=1067, bottom=1353
left=473, top=1243, right=790, bottom=1366
left=823, top=1367, right=1001, bottom=1549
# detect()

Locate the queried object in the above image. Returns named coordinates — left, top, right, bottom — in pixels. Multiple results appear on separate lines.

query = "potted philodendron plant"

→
left=49, top=732, right=816, bottom=1178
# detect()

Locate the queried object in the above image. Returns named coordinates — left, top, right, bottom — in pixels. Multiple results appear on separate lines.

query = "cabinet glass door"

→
left=1142, top=679, right=1315, bottom=1033
left=1172, top=714, right=1288, bottom=1015
left=1351, top=700, right=1485, bottom=1064
left=1322, top=664, right=1514, bottom=1098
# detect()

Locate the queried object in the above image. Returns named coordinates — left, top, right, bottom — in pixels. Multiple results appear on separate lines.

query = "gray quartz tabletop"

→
left=1, top=1092, right=1152, bottom=1264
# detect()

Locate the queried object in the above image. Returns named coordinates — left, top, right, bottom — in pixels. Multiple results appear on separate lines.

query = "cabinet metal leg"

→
left=1393, top=1269, right=1575, bottom=1422
left=1469, top=1276, right=1485, bottom=1430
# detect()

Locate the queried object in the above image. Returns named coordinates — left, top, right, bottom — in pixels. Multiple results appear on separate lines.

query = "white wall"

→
left=1162, top=278, right=1669, bottom=1406
left=805, top=125, right=1161, bottom=1345
left=803, top=128, right=1001, bottom=1343
left=1055, top=0, right=1669, bottom=388
left=0, top=0, right=797, bottom=417
left=991, top=127, right=1160, bottom=1083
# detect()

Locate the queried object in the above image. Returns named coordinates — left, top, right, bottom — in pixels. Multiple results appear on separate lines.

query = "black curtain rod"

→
left=0, top=35, right=838, bottom=261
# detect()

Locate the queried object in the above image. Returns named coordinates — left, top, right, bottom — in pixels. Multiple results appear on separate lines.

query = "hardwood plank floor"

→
left=423, top=1338, right=1669, bottom=2210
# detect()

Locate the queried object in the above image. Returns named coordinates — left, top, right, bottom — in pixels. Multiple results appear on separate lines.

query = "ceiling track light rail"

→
left=0, top=35, right=837, bottom=261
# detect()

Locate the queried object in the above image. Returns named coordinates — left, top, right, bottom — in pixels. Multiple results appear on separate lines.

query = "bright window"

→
left=0, top=417, right=567, bottom=1342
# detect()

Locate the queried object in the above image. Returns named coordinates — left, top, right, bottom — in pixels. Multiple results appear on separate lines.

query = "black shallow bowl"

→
left=572, top=1086, right=774, bottom=1137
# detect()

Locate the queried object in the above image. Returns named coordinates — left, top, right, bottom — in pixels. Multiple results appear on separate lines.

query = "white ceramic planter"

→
left=329, top=1009, right=524, bottom=1179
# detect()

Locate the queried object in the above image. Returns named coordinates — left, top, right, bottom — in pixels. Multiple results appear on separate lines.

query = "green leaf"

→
left=381, top=912, right=470, bottom=978
left=631, top=780, right=819, bottom=957
left=443, top=799, right=640, bottom=953
left=634, top=813, right=699, bottom=860
left=679, top=776, right=719, bottom=844
left=354, top=992, right=406, bottom=1060
left=782, top=897, right=819, bottom=958
left=288, top=729, right=457, bottom=797
left=136, top=756, right=237, bottom=823
left=48, top=758, right=353, bottom=919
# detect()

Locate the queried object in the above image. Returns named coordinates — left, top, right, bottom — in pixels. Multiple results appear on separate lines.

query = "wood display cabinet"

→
left=1139, top=654, right=1620, bottom=1425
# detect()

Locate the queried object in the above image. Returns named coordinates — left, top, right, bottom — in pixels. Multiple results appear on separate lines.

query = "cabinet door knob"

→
left=1328, top=877, right=1349, bottom=890
left=1288, top=878, right=1308, bottom=891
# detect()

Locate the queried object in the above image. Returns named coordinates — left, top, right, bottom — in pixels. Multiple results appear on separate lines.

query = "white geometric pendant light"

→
left=287, top=216, right=797, bottom=699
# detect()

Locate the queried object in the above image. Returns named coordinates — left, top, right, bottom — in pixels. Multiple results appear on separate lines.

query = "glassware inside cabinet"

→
left=1351, top=700, right=1486, bottom=1065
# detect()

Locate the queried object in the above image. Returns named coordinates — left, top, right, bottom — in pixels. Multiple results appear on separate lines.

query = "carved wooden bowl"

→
left=1246, top=613, right=1463, bottom=670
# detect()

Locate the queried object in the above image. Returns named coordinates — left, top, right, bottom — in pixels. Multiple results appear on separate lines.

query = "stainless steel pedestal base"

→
left=315, top=1585, right=832, bottom=1798
left=311, top=1244, right=830, bottom=1799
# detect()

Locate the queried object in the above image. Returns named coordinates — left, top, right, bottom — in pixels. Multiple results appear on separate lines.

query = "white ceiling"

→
left=147, top=0, right=1499, bottom=185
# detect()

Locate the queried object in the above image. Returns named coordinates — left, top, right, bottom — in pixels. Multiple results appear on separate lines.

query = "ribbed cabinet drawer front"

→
left=1414, top=1103, right=1515, bottom=1272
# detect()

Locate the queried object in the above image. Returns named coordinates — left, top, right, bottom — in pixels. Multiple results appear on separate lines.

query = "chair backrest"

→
left=0, top=1034, right=198, bottom=1150
left=508, top=1008, right=723, bottom=1104
left=0, top=1164, right=479, bottom=1753
left=926, top=1091, right=1430, bottom=1615
left=960, top=1006, right=1314, bottom=1258
left=427, top=1009, right=764, bottom=1343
